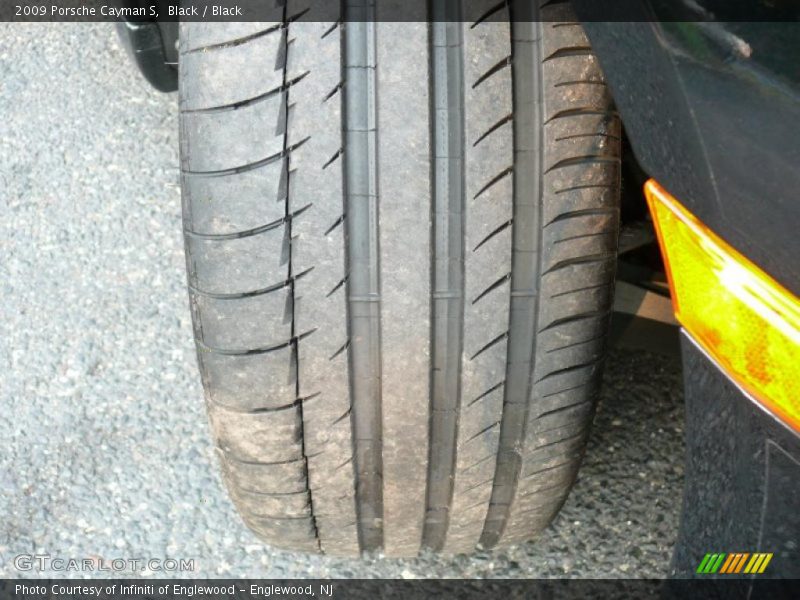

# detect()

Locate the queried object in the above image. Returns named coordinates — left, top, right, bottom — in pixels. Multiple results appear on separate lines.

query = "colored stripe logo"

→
left=696, top=553, right=773, bottom=574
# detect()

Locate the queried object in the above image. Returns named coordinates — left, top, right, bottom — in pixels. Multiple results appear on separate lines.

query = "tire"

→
left=179, top=1, right=620, bottom=557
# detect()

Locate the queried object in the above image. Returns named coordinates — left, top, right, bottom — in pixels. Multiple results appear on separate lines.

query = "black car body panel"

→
left=675, top=334, right=800, bottom=585
left=577, top=14, right=800, bottom=296
left=574, top=6, right=800, bottom=580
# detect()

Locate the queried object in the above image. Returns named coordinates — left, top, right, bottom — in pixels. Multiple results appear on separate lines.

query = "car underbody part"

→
left=116, top=19, right=178, bottom=92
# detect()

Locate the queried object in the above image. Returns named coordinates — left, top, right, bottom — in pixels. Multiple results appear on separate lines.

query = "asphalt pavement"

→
left=0, top=23, right=685, bottom=578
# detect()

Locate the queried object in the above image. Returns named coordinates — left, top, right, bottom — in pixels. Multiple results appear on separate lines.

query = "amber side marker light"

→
left=645, top=179, right=800, bottom=433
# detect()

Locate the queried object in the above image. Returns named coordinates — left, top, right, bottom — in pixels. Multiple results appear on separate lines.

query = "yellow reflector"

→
left=645, top=179, right=800, bottom=433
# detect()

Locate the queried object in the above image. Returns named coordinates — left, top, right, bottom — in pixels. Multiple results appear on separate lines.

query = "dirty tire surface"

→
left=179, top=0, right=621, bottom=557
